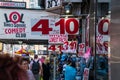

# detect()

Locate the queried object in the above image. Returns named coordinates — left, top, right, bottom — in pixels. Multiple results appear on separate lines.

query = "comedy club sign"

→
left=3, top=11, right=26, bottom=38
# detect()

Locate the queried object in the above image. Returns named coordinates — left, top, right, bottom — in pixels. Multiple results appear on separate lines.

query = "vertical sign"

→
left=96, top=18, right=110, bottom=54
left=83, top=68, right=89, bottom=80
left=78, top=43, right=85, bottom=56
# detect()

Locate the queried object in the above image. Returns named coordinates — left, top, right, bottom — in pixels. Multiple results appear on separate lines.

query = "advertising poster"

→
left=96, top=18, right=110, bottom=54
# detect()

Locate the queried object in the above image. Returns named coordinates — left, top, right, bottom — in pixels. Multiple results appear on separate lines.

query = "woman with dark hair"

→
left=0, top=54, right=29, bottom=80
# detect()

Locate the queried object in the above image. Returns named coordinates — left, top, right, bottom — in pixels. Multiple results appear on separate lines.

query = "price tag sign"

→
left=78, top=43, right=85, bottom=56
left=49, top=34, right=68, bottom=44
left=83, top=68, right=89, bottom=80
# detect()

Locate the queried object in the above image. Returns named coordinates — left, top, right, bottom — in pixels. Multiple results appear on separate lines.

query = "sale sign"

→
left=48, top=41, right=77, bottom=53
left=0, top=8, right=79, bottom=40
left=78, top=43, right=85, bottom=56
left=49, top=34, right=68, bottom=44
left=62, top=41, right=77, bottom=53
left=96, top=18, right=110, bottom=54
left=83, top=68, right=89, bottom=80
left=31, top=18, right=79, bottom=35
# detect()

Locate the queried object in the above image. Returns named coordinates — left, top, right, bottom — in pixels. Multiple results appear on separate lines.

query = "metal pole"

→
left=94, top=0, right=98, bottom=80
left=53, top=57, right=56, bottom=80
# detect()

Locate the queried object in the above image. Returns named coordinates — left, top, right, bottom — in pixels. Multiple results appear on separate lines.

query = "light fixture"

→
left=18, top=41, right=23, bottom=44
left=64, top=3, right=72, bottom=14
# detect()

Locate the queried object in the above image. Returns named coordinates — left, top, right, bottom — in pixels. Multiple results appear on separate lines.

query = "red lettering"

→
left=98, top=19, right=109, bottom=35
left=4, top=28, right=25, bottom=34
left=103, top=41, right=108, bottom=51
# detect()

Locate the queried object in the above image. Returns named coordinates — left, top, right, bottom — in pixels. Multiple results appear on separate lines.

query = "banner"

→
left=0, top=8, right=79, bottom=40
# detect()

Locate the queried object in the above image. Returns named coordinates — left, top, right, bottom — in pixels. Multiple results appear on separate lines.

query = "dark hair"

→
left=71, top=61, right=76, bottom=68
left=20, top=57, right=29, bottom=65
left=67, top=57, right=76, bottom=68
left=0, top=54, right=28, bottom=80
left=34, top=55, right=38, bottom=59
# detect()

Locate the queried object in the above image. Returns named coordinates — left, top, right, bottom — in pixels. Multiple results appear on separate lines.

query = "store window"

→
left=98, top=3, right=109, bottom=17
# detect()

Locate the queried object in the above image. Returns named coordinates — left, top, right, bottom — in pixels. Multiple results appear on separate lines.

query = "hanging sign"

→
left=78, top=43, right=85, bottom=56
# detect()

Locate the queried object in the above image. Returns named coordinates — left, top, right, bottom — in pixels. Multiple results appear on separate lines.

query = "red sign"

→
left=31, top=18, right=79, bottom=35
left=49, top=34, right=68, bottom=44
left=98, top=19, right=109, bottom=35
left=78, top=43, right=85, bottom=56
left=97, top=18, right=110, bottom=54
left=62, top=41, right=77, bottom=53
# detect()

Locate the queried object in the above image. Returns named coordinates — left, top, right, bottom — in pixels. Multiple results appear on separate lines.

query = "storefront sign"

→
left=0, top=1, right=26, bottom=8
left=0, top=9, right=79, bottom=40
left=46, top=0, right=61, bottom=9
left=96, top=18, right=110, bottom=54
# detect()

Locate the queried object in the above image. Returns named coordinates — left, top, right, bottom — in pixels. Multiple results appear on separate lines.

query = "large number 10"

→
left=55, top=18, right=79, bottom=34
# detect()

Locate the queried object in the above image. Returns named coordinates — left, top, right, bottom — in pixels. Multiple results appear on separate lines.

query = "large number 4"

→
left=31, top=19, right=52, bottom=34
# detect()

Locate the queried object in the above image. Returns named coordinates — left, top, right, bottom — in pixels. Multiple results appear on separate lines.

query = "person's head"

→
left=34, top=55, right=38, bottom=59
left=67, top=57, right=76, bottom=68
left=20, top=58, right=29, bottom=70
left=0, top=54, right=28, bottom=80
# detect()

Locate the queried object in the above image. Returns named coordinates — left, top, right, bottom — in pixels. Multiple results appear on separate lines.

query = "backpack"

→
left=32, top=60, right=40, bottom=74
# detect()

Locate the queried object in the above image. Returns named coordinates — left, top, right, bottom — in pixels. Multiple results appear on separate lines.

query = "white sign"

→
left=49, top=34, right=68, bottom=44
left=46, top=0, right=61, bottom=9
left=0, top=8, right=79, bottom=40
left=0, top=1, right=26, bottom=8
left=62, top=41, right=77, bottom=53
left=83, top=68, right=89, bottom=80
left=78, top=43, right=85, bottom=56
left=96, top=18, right=110, bottom=54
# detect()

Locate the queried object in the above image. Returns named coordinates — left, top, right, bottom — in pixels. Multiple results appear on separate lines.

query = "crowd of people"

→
left=0, top=53, right=50, bottom=80
left=0, top=52, right=108, bottom=80
left=56, top=53, right=108, bottom=80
